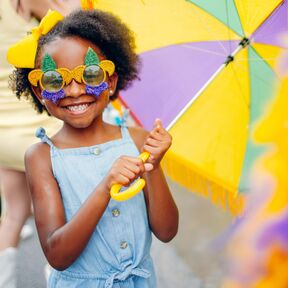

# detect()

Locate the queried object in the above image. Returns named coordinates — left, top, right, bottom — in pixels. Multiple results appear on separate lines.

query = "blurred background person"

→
left=0, top=1, right=80, bottom=287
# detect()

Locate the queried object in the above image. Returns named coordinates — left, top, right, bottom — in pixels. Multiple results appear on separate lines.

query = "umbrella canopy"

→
left=95, top=0, right=287, bottom=213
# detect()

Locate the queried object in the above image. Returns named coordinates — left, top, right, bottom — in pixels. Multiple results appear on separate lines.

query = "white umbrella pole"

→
left=166, top=43, right=246, bottom=131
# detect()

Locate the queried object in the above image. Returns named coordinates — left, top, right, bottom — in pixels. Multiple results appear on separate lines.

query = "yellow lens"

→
left=41, top=71, right=63, bottom=92
left=83, top=65, right=104, bottom=86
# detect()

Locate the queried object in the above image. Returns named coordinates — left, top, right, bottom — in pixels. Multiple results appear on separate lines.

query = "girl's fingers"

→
left=154, top=118, right=163, bottom=128
left=110, top=166, right=139, bottom=186
left=121, top=156, right=145, bottom=167
left=121, top=167, right=138, bottom=180
left=145, top=135, right=171, bottom=151
left=118, top=156, right=145, bottom=174
left=153, top=118, right=166, bottom=135
left=110, top=157, right=150, bottom=186
left=120, top=156, right=143, bottom=164
left=145, top=137, right=161, bottom=148
left=123, top=162, right=143, bottom=175
left=149, top=128, right=171, bottom=142
left=112, top=174, right=131, bottom=186
left=149, top=130, right=164, bottom=141
left=142, top=145, right=161, bottom=156
left=150, top=121, right=170, bottom=140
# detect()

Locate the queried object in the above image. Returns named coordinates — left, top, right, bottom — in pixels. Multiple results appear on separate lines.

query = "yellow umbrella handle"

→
left=110, top=152, right=150, bottom=201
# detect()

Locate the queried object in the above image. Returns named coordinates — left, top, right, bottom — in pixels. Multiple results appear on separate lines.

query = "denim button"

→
left=93, top=147, right=101, bottom=155
left=120, top=241, right=128, bottom=249
left=112, top=209, right=120, bottom=217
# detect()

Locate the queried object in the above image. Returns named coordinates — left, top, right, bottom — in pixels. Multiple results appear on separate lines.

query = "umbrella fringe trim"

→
left=162, top=152, right=245, bottom=216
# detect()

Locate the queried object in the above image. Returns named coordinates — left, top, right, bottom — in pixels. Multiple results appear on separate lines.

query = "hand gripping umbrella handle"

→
left=110, top=152, right=150, bottom=201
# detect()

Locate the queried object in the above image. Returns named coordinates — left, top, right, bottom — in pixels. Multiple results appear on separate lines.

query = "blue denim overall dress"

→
left=36, top=126, right=156, bottom=288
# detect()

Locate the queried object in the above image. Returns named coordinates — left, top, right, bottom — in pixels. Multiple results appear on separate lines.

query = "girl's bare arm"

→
left=129, top=122, right=179, bottom=243
left=25, top=143, right=110, bottom=270
left=143, top=167, right=179, bottom=242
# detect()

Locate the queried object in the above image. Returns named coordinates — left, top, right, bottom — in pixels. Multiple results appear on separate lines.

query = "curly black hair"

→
left=11, top=9, right=140, bottom=114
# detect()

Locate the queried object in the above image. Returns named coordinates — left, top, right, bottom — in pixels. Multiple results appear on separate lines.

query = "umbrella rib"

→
left=182, top=44, right=226, bottom=56
left=232, top=0, right=244, bottom=36
left=190, top=5, right=229, bottom=55
left=247, top=7, right=263, bottom=35
left=236, top=0, right=248, bottom=36
left=167, top=44, right=244, bottom=131
left=236, top=2, right=268, bottom=36
left=229, top=51, right=280, bottom=103
left=237, top=44, right=281, bottom=81
left=225, top=0, right=233, bottom=54
left=230, top=61, right=249, bottom=109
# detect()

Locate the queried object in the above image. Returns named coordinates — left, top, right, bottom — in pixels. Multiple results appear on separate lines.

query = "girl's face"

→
left=33, top=36, right=117, bottom=129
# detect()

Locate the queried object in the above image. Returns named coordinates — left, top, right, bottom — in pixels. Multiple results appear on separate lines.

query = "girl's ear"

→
left=31, top=85, right=44, bottom=103
left=107, top=73, right=118, bottom=97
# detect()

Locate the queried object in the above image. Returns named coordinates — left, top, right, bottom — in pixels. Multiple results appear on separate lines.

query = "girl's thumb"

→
left=154, top=118, right=162, bottom=128
left=144, top=163, right=153, bottom=172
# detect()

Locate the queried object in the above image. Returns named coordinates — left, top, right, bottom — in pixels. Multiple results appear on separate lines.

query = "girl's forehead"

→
left=39, top=37, right=104, bottom=69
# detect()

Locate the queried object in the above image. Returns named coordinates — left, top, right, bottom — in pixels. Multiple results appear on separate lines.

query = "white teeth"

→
left=67, top=104, right=89, bottom=112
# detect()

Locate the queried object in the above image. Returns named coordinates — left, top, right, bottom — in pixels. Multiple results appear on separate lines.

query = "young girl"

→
left=7, top=8, right=179, bottom=288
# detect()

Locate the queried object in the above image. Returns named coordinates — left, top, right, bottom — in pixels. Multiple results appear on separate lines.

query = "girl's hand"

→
left=103, top=156, right=153, bottom=192
left=143, top=118, right=172, bottom=168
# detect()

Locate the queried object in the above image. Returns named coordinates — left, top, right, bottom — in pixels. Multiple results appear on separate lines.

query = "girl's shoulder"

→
left=127, top=126, right=148, bottom=152
left=24, top=141, right=52, bottom=172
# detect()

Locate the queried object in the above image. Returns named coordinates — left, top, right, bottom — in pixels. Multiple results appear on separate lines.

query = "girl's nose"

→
left=64, top=80, right=86, bottom=97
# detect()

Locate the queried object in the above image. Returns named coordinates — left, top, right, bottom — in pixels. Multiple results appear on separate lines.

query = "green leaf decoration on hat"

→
left=84, top=47, right=100, bottom=66
left=41, top=54, right=57, bottom=72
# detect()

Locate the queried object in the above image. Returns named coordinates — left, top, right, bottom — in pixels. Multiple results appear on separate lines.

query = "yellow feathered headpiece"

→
left=7, top=10, right=64, bottom=68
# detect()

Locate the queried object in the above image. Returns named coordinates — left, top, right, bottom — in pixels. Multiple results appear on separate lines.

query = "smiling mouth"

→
left=64, top=102, right=94, bottom=113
